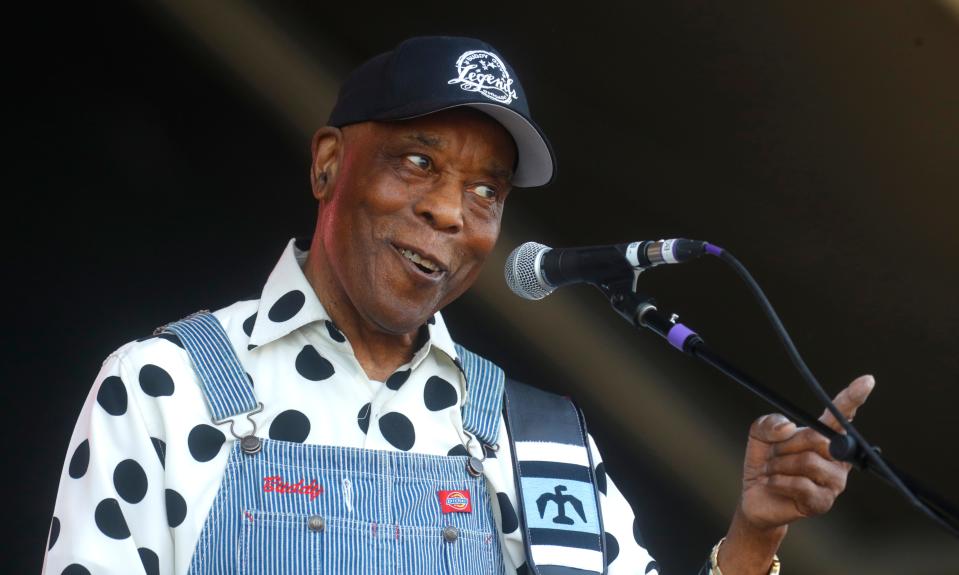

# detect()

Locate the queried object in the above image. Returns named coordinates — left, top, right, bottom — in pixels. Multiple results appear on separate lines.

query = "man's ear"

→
left=310, top=126, right=343, bottom=200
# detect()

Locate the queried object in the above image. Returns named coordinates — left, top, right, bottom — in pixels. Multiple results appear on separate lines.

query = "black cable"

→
left=713, top=248, right=959, bottom=538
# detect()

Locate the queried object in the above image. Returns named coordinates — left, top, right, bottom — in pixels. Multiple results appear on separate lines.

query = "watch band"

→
left=709, top=537, right=781, bottom=575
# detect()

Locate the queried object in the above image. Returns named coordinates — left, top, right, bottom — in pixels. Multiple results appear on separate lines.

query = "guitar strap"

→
left=454, top=345, right=607, bottom=574
left=502, top=379, right=608, bottom=575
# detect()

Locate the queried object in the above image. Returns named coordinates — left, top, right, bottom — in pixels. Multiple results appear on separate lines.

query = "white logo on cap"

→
left=448, top=50, right=518, bottom=105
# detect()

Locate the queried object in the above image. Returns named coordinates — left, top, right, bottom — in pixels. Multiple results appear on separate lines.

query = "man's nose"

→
left=414, top=178, right=464, bottom=233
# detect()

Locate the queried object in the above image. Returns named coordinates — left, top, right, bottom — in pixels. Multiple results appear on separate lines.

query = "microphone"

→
left=504, top=239, right=711, bottom=300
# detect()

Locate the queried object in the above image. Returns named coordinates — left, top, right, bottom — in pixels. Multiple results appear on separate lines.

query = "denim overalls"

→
left=164, top=312, right=507, bottom=574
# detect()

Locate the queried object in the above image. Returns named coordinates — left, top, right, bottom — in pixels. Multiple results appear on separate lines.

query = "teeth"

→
left=400, top=248, right=439, bottom=272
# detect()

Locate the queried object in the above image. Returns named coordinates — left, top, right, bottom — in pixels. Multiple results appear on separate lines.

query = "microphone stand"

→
left=598, top=278, right=959, bottom=536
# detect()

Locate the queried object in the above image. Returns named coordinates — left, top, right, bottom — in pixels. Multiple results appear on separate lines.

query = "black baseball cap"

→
left=328, top=36, right=555, bottom=188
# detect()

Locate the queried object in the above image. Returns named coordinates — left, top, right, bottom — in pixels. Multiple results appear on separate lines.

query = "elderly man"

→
left=43, top=36, right=872, bottom=575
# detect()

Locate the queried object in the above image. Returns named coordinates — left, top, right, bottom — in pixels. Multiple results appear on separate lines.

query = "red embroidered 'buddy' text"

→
left=262, top=475, right=324, bottom=501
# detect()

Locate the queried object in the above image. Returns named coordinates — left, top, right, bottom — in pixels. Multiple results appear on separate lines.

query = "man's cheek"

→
left=473, top=228, right=501, bottom=259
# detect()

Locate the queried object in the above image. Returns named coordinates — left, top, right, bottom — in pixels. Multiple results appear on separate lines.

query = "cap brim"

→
left=461, top=103, right=554, bottom=188
left=375, top=102, right=555, bottom=188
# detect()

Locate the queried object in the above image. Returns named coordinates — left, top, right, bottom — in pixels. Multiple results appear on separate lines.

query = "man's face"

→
left=315, top=107, right=517, bottom=336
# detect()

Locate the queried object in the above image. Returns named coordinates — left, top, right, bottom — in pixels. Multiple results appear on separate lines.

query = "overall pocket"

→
left=240, top=511, right=498, bottom=574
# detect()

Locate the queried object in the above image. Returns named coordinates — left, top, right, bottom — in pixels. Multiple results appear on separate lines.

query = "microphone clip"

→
left=596, top=278, right=657, bottom=330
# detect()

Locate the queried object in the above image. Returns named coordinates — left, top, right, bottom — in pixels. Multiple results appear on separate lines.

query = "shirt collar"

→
left=417, top=311, right=459, bottom=368
left=249, top=238, right=460, bottom=366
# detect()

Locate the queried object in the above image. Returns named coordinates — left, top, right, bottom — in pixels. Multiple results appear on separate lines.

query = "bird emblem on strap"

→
left=536, top=485, right=587, bottom=525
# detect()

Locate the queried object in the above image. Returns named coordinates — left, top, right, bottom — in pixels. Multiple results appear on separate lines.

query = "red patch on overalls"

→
left=438, top=490, right=472, bottom=513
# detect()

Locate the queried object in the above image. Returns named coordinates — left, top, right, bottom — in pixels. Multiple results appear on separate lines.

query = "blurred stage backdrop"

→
left=10, top=1, right=959, bottom=573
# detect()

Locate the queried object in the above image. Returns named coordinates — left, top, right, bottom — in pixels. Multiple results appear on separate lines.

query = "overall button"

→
left=308, top=515, right=325, bottom=532
left=240, top=435, right=261, bottom=455
left=466, top=456, right=484, bottom=476
left=442, top=526, right=458, bottom=542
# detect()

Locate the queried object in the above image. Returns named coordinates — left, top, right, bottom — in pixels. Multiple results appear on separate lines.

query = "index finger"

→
left=819, top=374, right=875, bottom=432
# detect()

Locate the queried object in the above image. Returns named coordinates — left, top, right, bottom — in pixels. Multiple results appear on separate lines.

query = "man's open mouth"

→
left=396, top=246, right=442, bottom=275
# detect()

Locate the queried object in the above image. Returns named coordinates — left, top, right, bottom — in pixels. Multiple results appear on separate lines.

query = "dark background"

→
left=11, top=1, right=959, bottom=573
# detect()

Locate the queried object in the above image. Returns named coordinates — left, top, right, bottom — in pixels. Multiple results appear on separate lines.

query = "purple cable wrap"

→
left=667, top=323, right=697, bottom=351
left=705, top=242, right=724, bottom=257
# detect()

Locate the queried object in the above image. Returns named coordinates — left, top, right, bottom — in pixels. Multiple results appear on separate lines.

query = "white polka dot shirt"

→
left=42, top=238, right=658, bottom=575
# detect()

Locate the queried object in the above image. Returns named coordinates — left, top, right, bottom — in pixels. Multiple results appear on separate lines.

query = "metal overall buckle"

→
left=464, top=434, right=499, bottom=477
left=213, top=402, right=265, bottom=455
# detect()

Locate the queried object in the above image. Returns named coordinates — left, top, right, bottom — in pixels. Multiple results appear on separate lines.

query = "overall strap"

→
left=454, top=343, right=505, bottom=448
left=159, top=311, right=259, bottom=422
left=503, top=379, right=607, bottom=575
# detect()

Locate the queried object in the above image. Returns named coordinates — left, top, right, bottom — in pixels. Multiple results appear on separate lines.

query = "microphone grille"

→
left=504, top=241, right=552, bottom=300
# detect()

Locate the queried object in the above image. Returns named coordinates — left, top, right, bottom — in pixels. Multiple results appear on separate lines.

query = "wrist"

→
left=716, top=507, right=787, bottom=575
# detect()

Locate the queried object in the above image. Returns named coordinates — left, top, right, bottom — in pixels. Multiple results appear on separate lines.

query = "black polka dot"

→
left=497, top=492, right=519, bottom=534
left=424, top=376, right=457, bottom=411
left=378, top=412, right=416, bottom=451
left=295, top=345, right=335, bottom=381
left=114, top=459, right=148, bottom=504
left=139, top=364, right=174, bottom=397
left=645, top=560, right=659, bottom=574
left=95, top=498, right=130, bottom=539
left=385, top=369, right=411, bottom=391
left=151, top=437, right=166, bottom=468
left=97, top=375, right=127, bottom=415
left=242, top=312, right=257, bottom=336
left=157, top=332, right=183, bottom=348
left=595, top=462, right=607, bottom=495
left=357, top=403, right=371, bottom=434
left=48, top=516, right=60, bottom=550
left=268, top=290, right=305, bottom=322
left=165, top=489, right=187, bottom=527
left=247, top=344, right=258, bottom=351
left=269, top=410, right=311, bottom=443
left=633, top=516, right=647, bottom=547
left=447, top=444, right=468, bottom=457
left=61, top=565, right=91, bottom=575
left=138, top=547, right=160, bottom=575
left=325, top=320, right=346, bottom=342
left=68, top=440, right=89, bottom=479
left=412, top=329, right=429, bottom=355
left=188, top=424, right=226, bottom=462
left=605, top=531, right=620, bottom=564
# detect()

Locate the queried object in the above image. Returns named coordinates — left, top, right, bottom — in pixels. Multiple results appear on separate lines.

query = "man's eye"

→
left=405, top=154, right=431, bottom=170
left=472, top=185, right=498, bottom=200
